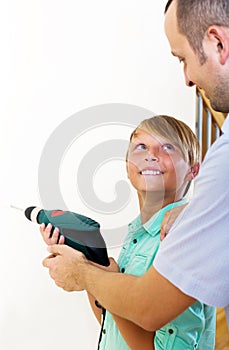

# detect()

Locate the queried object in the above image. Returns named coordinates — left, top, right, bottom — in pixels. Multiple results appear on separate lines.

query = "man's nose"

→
left=184, top=67, right=195, bottom=87
left=186, top=79, right=195, bottom=87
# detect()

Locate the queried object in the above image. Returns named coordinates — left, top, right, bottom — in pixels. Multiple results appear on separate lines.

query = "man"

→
left=43, top=0, right=229, bottom=330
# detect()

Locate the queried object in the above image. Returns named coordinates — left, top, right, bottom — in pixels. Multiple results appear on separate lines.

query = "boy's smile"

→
left=127, top=129, right=191, bottom=202
left=140, top=168, right=164, bottom=176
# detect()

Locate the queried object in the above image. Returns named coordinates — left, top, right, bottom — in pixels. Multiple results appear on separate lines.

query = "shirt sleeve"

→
left=154, top=134, right=229, bottom=309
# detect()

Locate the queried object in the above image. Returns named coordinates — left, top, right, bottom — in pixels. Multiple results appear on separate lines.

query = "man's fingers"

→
left=160, top=223, right=171, bottom=241
left=160, top=210, right=172, bottom=241
left=160, top=204, right=187, bottom=240
left=47, top=244, right=86, bottom=260
left=47, top=244, right=65, bottom=255
left=42, top=253, right=56, bottom=267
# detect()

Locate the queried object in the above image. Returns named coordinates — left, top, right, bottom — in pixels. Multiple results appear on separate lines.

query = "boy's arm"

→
left=87, top=293, right=102, bottom=324
left=86, top=257, right=120, bottom=325
left=112, top=314, right=155, bottom=350
left=43, top=245, right=196, bottom=331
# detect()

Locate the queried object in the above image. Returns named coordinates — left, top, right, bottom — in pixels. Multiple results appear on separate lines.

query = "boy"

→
left=41, top=115, right=216, bottom=349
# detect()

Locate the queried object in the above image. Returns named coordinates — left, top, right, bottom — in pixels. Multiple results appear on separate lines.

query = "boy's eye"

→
left=136, top=143, right=147, bottom=151
left=162, top=144, right=174, bottom=152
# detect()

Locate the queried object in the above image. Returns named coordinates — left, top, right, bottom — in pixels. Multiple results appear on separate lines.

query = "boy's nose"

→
left=145, top=152, right=158, bottom=162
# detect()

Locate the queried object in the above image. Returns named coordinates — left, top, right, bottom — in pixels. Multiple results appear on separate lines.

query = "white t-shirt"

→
left=154, top=116, right=229, bottom=327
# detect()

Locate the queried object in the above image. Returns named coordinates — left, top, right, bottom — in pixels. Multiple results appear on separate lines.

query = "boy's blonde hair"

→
left=129, top=115, right=200, bottom=166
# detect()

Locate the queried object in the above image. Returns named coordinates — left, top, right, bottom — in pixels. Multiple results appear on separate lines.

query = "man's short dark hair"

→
left=165, top=0, right=229, bottom=64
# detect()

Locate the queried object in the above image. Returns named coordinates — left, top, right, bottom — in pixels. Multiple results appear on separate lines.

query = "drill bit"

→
left=10, top=204, right=24, bottom=212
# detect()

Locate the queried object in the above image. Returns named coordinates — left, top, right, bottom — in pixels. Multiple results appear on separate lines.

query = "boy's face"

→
left=127, top=129, right=192, bottom=201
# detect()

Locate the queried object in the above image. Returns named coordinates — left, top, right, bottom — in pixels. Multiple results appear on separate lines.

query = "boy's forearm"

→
left=87, top=292, right=102, bottom=324
left=112, top=314, right=155, bottom=350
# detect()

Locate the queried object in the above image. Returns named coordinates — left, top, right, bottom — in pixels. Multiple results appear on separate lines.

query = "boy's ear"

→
left=188, top=162, right=200, bottom=180
left=126, top=161, right=130, bottom=179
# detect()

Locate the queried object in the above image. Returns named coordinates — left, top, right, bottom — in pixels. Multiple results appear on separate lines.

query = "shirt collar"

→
left=143, top=198, right=186, bottom=236
left=129, top=199, right=186, bottom=237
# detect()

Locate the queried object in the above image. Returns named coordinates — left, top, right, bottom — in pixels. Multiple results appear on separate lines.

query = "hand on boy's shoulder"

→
left=160, top=204, right=188, bottom=241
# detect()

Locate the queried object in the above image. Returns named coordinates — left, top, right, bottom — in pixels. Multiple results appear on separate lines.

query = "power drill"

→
left=24, top=206, right=110, bottom=266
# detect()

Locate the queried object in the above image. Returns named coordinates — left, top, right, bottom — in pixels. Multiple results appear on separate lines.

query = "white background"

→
left=0, top=0, right=196, bottom=349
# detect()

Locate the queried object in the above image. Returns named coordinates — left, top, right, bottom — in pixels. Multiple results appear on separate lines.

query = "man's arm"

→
left=43, top=244, right=196, bottom=331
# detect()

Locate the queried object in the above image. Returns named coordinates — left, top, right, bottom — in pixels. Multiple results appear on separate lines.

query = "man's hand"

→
left=42, top=244, right=89, bottom=291
left=160, top=204, right=188, bottom=240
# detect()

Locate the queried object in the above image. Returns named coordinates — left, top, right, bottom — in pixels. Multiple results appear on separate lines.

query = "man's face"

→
left=164, top=0, right=229, bottom=113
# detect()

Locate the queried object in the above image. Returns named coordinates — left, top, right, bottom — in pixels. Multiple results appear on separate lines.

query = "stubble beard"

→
left=209, top=78, right=229, bottom=113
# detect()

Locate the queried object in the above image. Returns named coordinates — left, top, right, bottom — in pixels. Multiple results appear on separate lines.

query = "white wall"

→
left=1, top=1, right=196, bottom=349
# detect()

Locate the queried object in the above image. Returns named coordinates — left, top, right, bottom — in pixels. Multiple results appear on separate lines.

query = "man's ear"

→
left=207, top=26, right=229, bottom=65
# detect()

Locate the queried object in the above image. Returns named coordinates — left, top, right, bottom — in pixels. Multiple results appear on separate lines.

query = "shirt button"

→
left=133, top=238, right=137, bottom=244
left=168, top=329, right=174, bottom=335
left=121, top=267, right=125, bottom=273
left=102, top=329, right=106, bottom=334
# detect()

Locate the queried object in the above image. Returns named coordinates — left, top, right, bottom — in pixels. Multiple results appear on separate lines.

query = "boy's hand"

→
left=39, top=223, right=65, bottom=245
left=160, top=204, right=188, bottom=240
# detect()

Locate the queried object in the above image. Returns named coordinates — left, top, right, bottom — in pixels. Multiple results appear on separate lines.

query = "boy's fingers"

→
left=40, top=223, right=46, bottom=232
left=58, top=235, right=65, bottom=244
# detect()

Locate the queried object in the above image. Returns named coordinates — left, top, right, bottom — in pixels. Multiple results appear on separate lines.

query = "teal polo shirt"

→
left=99, top=200, right=216, bottom=350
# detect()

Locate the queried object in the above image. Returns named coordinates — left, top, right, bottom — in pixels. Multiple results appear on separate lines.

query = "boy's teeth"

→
left=141, top=170, right=162, bottom=175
